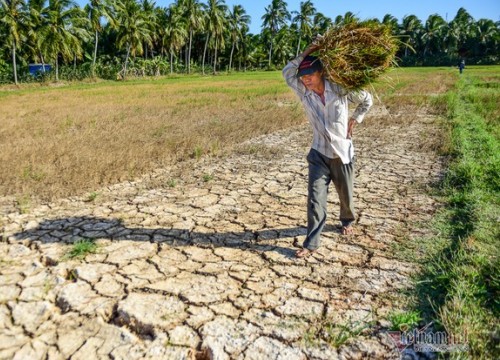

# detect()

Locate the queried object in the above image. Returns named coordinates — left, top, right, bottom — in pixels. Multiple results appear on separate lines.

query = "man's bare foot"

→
left=295, top=248, right=315, bottom=258
left=341, top=225, right=354, bottom=235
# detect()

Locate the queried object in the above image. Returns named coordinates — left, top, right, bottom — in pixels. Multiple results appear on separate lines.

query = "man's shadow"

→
left=12, top=216, right=339, bottom=259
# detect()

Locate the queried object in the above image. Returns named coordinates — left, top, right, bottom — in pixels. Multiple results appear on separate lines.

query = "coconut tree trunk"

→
left=40, top=53, right=46, bottom=73
left=123, top=43, right=131, bottom=80
left=296, top=34, right=302, bottom=57
left=12, top=41, right=18, bottom=85
left=92, top=30, right=99, bottom=77
left=213, top=39, right=218, bottom=74
left=229, top=41, right=235, bottom=72
left=170, top=52, right=173, bottom=74
left=55, top=56, right=59, bottom=82
left=202, top=35, right=209, bottom=75
left=188, top=30, right=193, bottom=74
left=268, top=39, right=273, bottom=67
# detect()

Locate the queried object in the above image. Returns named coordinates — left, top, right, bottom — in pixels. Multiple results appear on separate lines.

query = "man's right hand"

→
left=312, top=34, right=324, bottom=45
left=347, top=118, right=357, bottom=139
left=302, top=43, right=320, bottom=57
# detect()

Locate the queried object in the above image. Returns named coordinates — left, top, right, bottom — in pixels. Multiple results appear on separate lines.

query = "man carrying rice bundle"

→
left=283, top=41, right=373, bottom=259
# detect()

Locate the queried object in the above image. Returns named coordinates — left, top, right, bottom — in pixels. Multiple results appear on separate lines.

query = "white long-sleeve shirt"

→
left=283, top=54, right=373, bottom=164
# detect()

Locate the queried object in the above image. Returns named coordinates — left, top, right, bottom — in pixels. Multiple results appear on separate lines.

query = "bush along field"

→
left=412, top=67, right=499, bottom=359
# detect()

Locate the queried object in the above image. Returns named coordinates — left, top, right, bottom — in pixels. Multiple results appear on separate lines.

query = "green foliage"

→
left=192, top=146, right=203, bottom=159
left=22, top=164, right=46, bottom=182
left=64, top=239, right=98, bottom=260
left=303, top=314, right=374, bottom=348
left=85, top=192, right=99, bottom=202
left=166, top=179, right=177, bottom=188
left=16, top=195, right=31, bottom=214
left=412, top=70, right=499, bottom=359
left=388, top=311, right=422, bottom=331
left=202, top=174, right=213, bottom=182
left=0, top=1, right=498, bottom=84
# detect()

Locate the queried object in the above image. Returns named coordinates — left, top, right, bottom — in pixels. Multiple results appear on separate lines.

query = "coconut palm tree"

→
left=25, top=0, right=49, bottom=70
left=155, top=5, right=167, bottom=56
left=400, top=15, right=422, bottom=57
left=261, top=0, right=290, bottom=67
left=140, top=0, right=157, bottom=59
left=85, top=0, right=114, bottom=77
left=67, top=5, right=90, bottom=71
left=272, top=24, right=293, bottom=65
left=38, top=0, right=88, bottom=81
left=422, top=14, right=447, bottom=57
left=228, top=4, right=250, bottom=71
left=178, top=0, right=202, bottom=74
left=442, top=20, right=460, bottom=55
left=475, top=19, right=499, bottom=56
left=204, top=0, right=227, bottom=74
left=235, top=27, right=253, bottom=70
left=334, top=11, right=358, bottom=26
left=291, top=0, right=315, bottom=56
left=200, top=8, right=209, bottom=74
left=451, top=7, right=474, bottom=47
left=245, top=33, right=267, bottom=69
left=382, top=14, right=399, bottom=35
left=163, top=3, right=186, bottom=73
left=312, top=12, right=332, bottom=35
left=0, top=0, right=27, bottom=84
left=140, top=0, right=158, bottom=59
left=114, top=0, right=152, bottom=79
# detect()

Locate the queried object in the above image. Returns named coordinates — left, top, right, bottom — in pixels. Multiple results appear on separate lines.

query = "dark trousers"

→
left=303, top=148, right=355, bottom=250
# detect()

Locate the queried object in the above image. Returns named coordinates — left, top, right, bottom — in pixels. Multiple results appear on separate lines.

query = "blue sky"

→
left=76, top=0, right=500, bottom=34
left=158, top=0, right=500, bottom=34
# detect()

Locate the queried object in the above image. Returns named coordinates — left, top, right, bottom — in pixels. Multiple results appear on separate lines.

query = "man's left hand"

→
left=347, top=118, right=357, bottom=139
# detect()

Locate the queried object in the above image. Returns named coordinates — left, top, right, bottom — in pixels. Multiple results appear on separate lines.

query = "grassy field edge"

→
left=412, top=73, right=499, bottom=359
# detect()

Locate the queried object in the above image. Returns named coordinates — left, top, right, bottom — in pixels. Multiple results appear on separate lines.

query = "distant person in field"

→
left=459, top=59, right=465, bottom=74
left=283, top=42, right=373, bottom=259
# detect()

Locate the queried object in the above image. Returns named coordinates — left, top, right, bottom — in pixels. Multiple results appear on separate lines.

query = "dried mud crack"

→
left=1, top=106, right=444, bottom=359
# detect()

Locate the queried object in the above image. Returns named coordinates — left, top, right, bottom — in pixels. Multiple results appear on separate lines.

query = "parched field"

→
left=0, top=73, right=302, bottom=202
left=1, top=67, right=498, bottom=359
left=0, top=68, right=454, bottom=203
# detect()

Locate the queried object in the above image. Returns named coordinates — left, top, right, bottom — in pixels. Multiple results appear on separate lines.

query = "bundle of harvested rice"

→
left=314, top=21, right=399, bottom=90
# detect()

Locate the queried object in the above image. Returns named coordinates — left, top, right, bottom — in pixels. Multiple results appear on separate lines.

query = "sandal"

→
left=295, top=248, right=315, bottom=258
left=341, top=225, right=354, bottom=235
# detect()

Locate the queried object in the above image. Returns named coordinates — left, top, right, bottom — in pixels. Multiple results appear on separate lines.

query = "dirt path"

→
left=0, top=106, right=444, bottom=359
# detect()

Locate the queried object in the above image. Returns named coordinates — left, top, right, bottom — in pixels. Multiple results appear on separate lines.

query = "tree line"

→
left=1, top=0, right=499, bottom=84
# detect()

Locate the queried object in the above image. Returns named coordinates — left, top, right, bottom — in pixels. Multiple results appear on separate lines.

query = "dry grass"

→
left=316, top=21, right=399, bottom=90
left=0, top=73, right=302, bottom=201
left=371, top=67, right=457, bottom=116
left=0, top=68, right=457, bottom=203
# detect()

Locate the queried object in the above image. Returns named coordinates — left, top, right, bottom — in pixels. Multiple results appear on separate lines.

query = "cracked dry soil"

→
left=1, top=105, right=444, bottom=360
